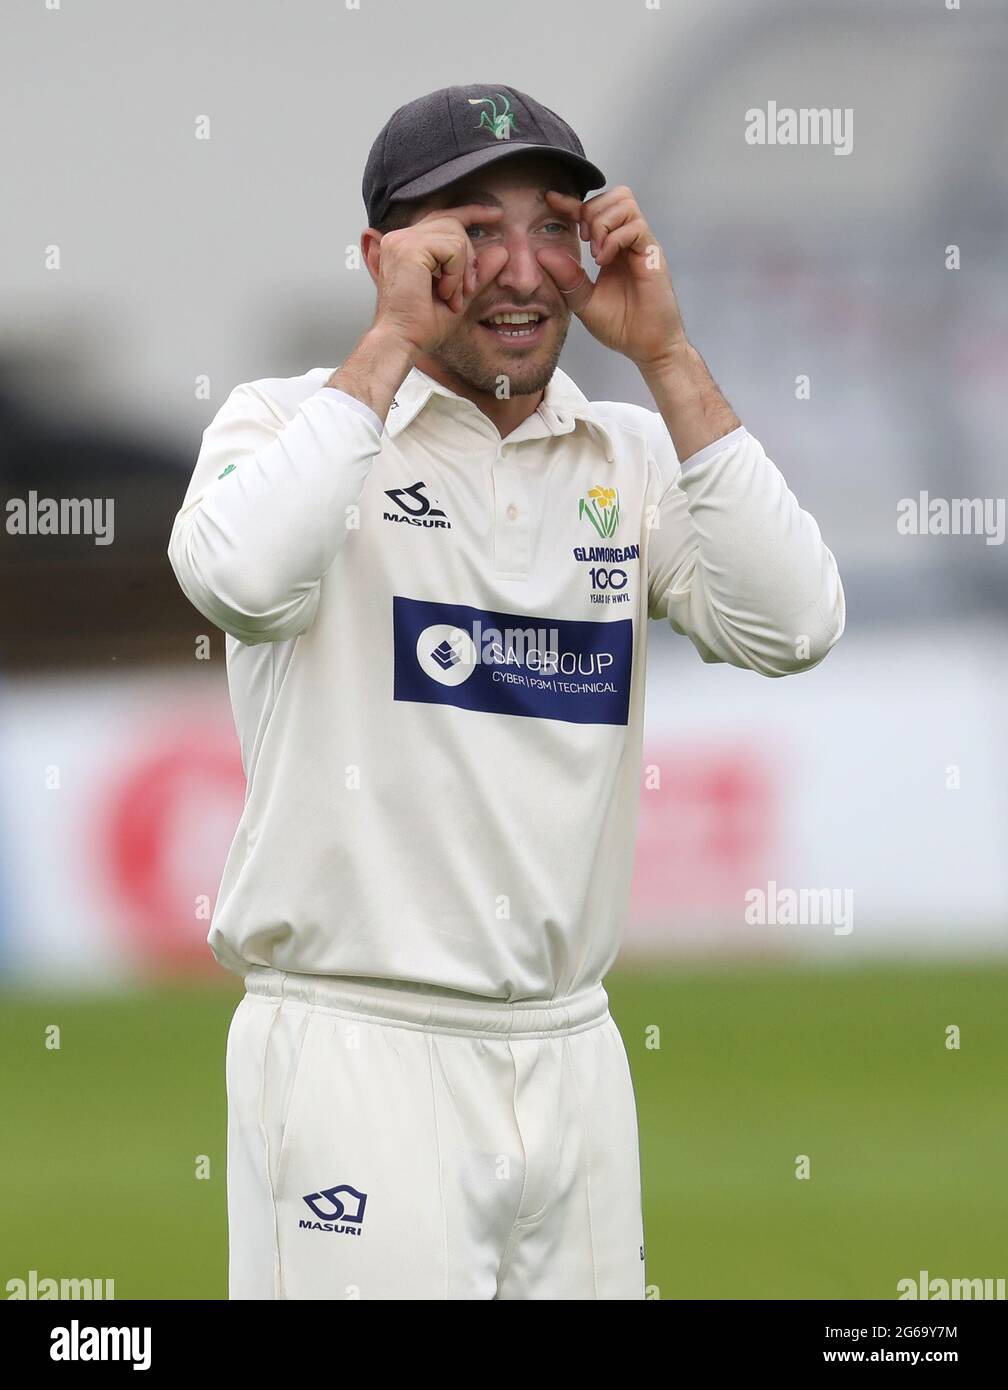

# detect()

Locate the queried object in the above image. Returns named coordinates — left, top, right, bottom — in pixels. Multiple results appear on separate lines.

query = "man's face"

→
left=405, top=155, right=584, bottom=398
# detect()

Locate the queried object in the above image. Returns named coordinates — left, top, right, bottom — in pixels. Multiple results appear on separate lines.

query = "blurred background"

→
left=1, top=0, right=1006, bottom=1299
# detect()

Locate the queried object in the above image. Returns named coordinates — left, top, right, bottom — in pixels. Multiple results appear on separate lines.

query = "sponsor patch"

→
left=393, top=596, right=632, bottom=726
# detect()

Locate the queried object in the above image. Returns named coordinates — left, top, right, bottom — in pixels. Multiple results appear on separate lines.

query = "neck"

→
left=413, top=354, right=545, bottom=439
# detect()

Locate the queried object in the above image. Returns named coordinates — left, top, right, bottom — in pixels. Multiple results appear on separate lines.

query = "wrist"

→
left=635, top=337, right=694, bottom=385
left=326, top=325, right=418, bottom=424
left=639, top=340, right=741, bottom=462
left=364, top=321, right=421, bottom=376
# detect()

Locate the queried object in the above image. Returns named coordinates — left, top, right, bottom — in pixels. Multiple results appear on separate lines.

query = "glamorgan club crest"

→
left=579, top=486, right=621, bottom=539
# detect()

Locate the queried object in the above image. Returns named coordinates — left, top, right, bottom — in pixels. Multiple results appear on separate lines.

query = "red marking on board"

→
left=631, top=747, right=776, bottom=917
left=103, top=730, right=245, bottom=972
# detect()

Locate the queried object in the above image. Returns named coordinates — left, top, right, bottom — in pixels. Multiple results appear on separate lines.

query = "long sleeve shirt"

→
left=168, top=363, right=845, bottom=1001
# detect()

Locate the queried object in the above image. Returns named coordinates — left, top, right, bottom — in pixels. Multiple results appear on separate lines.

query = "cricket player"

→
left=168, top=83, right=845, bottom=1300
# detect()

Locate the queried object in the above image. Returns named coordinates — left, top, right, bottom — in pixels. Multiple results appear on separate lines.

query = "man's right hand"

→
left=372, top=204, right=503, bottom=354
left=326, top=204, right=503, bottom=424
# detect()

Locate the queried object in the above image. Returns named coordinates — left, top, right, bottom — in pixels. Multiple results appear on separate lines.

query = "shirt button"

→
left=506, top=503, right=519, bottom=521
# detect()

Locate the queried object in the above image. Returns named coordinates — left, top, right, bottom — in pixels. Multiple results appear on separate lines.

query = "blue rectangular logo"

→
left=393, top=596, right=632, bottom=726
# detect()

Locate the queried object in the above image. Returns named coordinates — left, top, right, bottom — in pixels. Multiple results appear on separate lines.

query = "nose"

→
left=493, top=228, right=546, bottom=299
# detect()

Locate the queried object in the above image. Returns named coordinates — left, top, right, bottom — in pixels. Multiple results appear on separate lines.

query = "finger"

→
left=442, top=238, right=470, bottom=313
left=454, top=237, right=482, bottom=310
left=571, top=187, right=636, bottom=252
left=432, top=207, right=499, bottom=307
left=442, top=246, right=478, bottom=299
left=464, top=242, right=479, bottom=298
left=426, top=232, right=470, bottom=311
left=586, top=198, right=639, bottom=258
left=547, top=188, right=638, bottom=253
left=469, top=242, right=508, bottom=292
left=535, top=247, right=595, bottom=316
left=418, top=202, right=504, bottom=228
left=447, top=237, right=482, bottom=313
left=544, top=191, right=592, bottom=246
left=596, top=218, right=653, bottom=267
left=578, top=185, right=634, bottom=220
left=544, top=189, right=584, bottom=219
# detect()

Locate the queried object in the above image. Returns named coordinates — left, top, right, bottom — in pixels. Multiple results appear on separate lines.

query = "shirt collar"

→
left=383, top=365, right=617, bottom=463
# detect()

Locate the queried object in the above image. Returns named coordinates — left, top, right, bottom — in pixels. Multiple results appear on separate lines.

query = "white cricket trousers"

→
left=226, top=966, right=646, bottom=1300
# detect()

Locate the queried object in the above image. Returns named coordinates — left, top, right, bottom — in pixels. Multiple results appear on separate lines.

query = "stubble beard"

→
left=432, top=312, right=571, bottom=398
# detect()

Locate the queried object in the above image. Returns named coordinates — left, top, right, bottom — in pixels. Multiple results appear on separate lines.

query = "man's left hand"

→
left=537, top=187, right=686, bottom=371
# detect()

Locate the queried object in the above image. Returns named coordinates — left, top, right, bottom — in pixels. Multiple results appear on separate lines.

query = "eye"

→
left=541, top=221, right=573, bottom=234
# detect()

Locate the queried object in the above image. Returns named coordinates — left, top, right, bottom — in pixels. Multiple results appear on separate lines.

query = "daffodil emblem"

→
left=579, top=485, right=620, bottom=539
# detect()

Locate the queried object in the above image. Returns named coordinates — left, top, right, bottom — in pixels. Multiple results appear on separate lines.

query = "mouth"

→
left=477, top=310, right=549, bottom=347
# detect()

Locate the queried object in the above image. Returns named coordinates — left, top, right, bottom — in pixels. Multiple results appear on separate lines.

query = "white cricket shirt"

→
left=168, top=364, right=845, bottom=1001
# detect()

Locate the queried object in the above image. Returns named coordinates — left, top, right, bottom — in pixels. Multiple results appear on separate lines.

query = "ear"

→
left=361, top=229, right=383, bottom=285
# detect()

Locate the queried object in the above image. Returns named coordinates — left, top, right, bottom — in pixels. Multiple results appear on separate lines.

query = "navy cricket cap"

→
left=363, top=84, right=606, bottom=228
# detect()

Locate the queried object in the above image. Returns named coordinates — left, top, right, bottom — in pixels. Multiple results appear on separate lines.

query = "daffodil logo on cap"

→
left=579, top=486, right=620, bottom=539
left=468, top=93, right=517, bottom=141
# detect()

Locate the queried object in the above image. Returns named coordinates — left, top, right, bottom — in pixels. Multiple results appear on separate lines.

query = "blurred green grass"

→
left=1, top=964, right=1005, bottom=1299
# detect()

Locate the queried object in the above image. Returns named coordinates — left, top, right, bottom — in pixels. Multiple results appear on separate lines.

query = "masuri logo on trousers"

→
left=299, top=1184, right=368, bottom=1236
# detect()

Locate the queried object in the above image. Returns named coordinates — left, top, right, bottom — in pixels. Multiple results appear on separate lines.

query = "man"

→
left=168, top=83, right=845, bottom=1300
